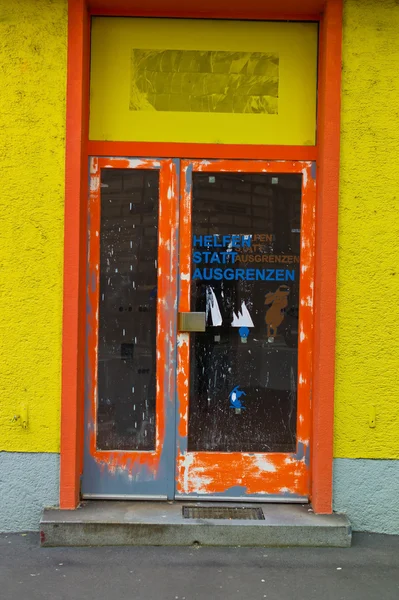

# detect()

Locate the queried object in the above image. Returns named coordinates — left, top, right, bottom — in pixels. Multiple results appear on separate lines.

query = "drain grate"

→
left=182, top=506, right=265, bottom=520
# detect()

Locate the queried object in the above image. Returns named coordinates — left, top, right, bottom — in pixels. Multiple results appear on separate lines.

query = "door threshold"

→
left=82, top=494, right=168, bottom=500
left=40, top=501, right=351, bottom=548
left=82, top=494, right=308, bottom=503
left=176, top=495, right=308, bottom=503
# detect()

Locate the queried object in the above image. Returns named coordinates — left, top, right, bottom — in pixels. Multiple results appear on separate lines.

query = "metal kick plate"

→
left=178, top=312, right=206, bottom=332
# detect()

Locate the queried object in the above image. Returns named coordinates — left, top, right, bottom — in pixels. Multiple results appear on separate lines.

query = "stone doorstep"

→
left=40, top=502, right=352, bottom=548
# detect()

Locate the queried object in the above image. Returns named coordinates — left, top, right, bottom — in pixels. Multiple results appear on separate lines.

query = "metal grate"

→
left=182, top=506, right=265, bottom=520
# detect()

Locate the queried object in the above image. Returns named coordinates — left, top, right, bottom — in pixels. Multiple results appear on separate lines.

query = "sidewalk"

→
left=1, top=532, right=398, bottom=600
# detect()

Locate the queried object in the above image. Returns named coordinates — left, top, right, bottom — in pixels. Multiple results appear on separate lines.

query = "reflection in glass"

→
left=188, top=172, right=302, bottom=452
left=97, top=169, right=159, bottom=451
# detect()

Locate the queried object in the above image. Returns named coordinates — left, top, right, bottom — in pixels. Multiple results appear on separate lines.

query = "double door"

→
left=82, top=157, right=315, bottom=501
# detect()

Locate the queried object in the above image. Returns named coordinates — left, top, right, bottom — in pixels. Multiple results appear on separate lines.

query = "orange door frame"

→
left=61, top=0, right=342, bottom=512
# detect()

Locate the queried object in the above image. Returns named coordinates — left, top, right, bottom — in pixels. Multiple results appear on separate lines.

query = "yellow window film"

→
left=90, top=18, right=318, bottom=146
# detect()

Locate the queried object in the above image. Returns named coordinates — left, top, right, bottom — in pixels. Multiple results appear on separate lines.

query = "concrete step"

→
left=40, top=501, right=351, bottom=548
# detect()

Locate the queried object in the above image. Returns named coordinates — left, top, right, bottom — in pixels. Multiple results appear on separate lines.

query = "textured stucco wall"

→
left=0, top=0, right=67, bottom=452
left=334, top=0, right=399, bottom=534
left=0, top=453, right=60, bottom=532
left=333, top=459, right=399, bottom=534
left=336, top=0, right=399, bottom=459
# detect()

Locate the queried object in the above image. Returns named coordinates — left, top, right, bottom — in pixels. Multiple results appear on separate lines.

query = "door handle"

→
left=178, top=312, right=206, bottom=332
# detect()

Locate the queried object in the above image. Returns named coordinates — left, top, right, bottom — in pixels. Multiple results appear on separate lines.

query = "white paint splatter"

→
left=206, top=287, right=222, bottom=326
left=181, top=453, right=213, bottom=494
left=302, top=167, right=308, bottom=188
left=126, top=159, right=144, bottom=169
left=90, top=160, right=98, bottom=175
left=90, top=176, right=100, bottom=192
left=232, top=301, right=254, bottom=327
left=253, top=455, right=277, bottom=473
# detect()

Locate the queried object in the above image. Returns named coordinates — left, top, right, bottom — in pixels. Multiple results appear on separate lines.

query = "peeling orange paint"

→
left=87, top=157, right=177, bottom=477
left=87, top=157, right=315, bottom=497
left=175, top=159, right=315, bottom=498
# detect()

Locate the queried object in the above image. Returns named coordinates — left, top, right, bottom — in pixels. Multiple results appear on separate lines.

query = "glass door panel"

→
left=188, top=171, right=301, bottom=453
left=97, top=168, right=159, bottom=451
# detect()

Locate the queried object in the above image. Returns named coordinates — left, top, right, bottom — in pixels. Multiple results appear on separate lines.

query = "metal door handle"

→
left=178, top=312, right=206, bottom=332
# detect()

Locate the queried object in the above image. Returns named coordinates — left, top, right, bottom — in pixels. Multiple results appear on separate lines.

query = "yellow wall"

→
left=90, top=18, right=318, bottom=146
left=335, top=0, right=399, bottom=459
left=0, top=0, right=67, bottom=452
left=1, top=0, right=397, bottom=463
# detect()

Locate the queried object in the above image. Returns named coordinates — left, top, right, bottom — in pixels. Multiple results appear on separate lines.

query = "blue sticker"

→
left=238, top=326, right=249, bottom=339
left=229, top=386, right=246, bottom=410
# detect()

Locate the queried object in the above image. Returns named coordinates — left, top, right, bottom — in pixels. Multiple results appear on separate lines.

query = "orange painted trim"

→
left=176, top=159, right=315, bottom=497
left=311, top=0, right=343, bottom=513
left=61, top=0, right=342, bottom=511
left=60, top=0, right=90, bottom=509
left=88, top=141, right=317, bottom=161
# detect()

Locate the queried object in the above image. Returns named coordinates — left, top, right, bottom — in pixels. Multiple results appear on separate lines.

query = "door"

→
left=82, top=157, right=179, bottom=498
left=175, top=160, right=315, bottom=501
left=82, top=157, right=315, bottom=501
